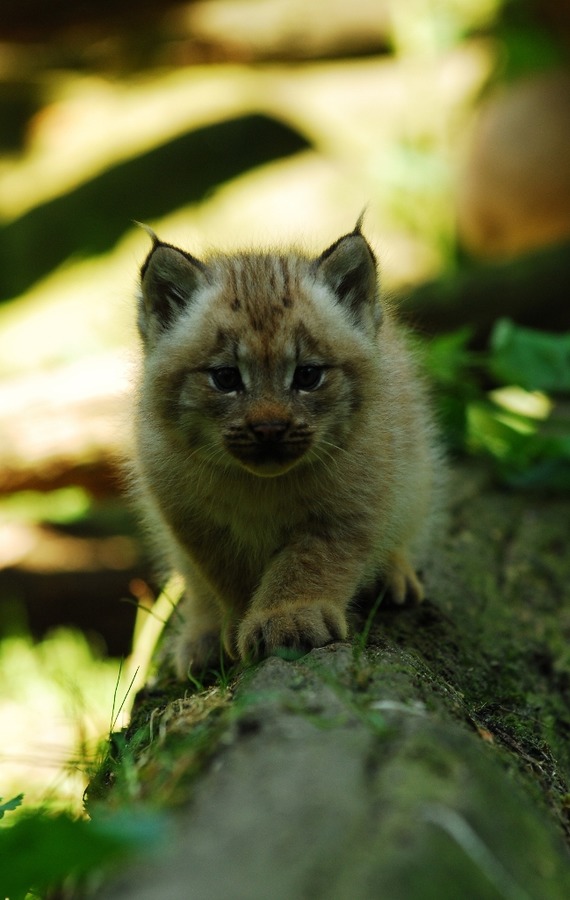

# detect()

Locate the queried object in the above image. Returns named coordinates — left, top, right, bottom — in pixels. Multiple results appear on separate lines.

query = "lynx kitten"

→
left=132, top=221, right=440, bottom=679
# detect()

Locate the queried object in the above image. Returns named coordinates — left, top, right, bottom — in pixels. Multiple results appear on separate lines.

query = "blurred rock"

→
left=458, top=69, right=570, bottom=258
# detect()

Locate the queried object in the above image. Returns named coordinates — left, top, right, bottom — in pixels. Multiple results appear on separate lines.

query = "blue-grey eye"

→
left=210, top=367, right=243, bottom=392
left=292, top=365, right=324, bottom=391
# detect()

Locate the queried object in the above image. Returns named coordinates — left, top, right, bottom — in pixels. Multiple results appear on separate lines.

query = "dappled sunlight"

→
left=0, top=0, right=568, bottom=853
left=490, top=386, right=553, bottom=421
left=0, top=234, right=138, bottom=377
left=0, top=66, right=256, bottom=220
left=0, top=629, right=130, bottom=814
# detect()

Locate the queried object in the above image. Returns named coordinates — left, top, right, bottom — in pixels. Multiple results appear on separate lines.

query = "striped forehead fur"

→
left=207, top=251, right=309, bottom=333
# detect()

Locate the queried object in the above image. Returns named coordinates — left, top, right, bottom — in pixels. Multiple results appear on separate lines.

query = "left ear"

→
left=314, top=223, right=381, bottom=331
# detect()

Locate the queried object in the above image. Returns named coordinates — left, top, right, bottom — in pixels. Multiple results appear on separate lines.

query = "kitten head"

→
left=137, top=224, right=382, bottom=477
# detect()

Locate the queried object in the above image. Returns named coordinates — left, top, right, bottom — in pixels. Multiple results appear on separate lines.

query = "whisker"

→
left=312, top=445, right=335, bottom=470
left=319, top=438, right=348, bottom=455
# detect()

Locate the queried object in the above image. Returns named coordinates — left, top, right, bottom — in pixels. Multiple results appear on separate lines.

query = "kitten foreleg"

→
left=236, top=536, right=364, bottom=661
left=167, top=584, right=226, bottom=680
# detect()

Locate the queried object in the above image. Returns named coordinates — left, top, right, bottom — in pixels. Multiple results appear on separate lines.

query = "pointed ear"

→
left=315, top=228, right=381, bottom=331
left=138, top=241, right=208, bottom=345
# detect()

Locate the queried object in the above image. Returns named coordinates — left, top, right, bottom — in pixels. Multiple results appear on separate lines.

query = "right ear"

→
left=314, top=224, right=380, bottom=333
left=138, top=239, right=209, bottom=345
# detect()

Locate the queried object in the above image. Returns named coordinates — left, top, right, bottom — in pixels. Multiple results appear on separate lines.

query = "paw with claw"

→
left=237, top=601, right=348, bottom=662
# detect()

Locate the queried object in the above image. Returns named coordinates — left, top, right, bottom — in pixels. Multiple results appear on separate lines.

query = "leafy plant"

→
left=424, top=319, right=570, bottom=488
left=0, top=803, right=167, bottom=900
left=489, top=319, right=570, bottom=393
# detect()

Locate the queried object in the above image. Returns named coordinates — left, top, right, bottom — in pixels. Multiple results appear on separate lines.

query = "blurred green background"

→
left=0, top=0, right=569, bottom=819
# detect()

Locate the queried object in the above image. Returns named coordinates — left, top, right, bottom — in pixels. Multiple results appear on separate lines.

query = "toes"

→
left=406, top=569, right=425, bottom=604
left=387, top=568, right=408, bottom=605
left=322, top=608, right=346, bottom=641
left=238, top=604, right=347, bottom=662
left=240, top=622, right=267, bottom=660
left=171, top=631, right=223, bottom=681
left=384, top=554, right=425, bottom=606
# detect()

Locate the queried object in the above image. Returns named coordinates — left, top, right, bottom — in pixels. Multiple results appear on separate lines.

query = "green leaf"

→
left=0, top=793, right=24, bottom=819
left=490, top=319, right=570, bottom=393
left=467, top=395, right=570, bottom=489
left=422, top=327, right=474, bottom=387
left=0, top=809, right=167, bottom=899
left=467, top=401, right=535, bottom=466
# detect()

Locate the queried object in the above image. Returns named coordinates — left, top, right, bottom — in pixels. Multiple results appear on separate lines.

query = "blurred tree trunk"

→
left=89, top=465, right=570, bottom=899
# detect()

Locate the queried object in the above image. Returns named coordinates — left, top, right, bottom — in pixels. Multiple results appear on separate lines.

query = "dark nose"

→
left=249, top=420, right=289, bottom=443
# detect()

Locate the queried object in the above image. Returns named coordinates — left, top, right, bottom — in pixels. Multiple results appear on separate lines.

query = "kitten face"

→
left=139, top=228, right=381, bottom=477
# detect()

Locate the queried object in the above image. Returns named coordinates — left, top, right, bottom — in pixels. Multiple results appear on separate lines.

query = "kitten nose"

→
left=249, top=420, right=289, bottom=442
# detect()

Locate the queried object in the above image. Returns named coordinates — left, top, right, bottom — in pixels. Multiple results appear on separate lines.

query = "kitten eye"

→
left=209, top=367, right=243, bottom=393
left=292, top=365, right=324, bottom=391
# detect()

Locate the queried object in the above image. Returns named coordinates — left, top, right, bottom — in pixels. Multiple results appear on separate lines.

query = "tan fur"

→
left=131, top=225, right=441, bottom=679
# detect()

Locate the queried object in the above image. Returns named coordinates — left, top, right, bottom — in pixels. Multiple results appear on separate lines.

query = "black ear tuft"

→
left=315, top=228, right=380, bottom=331
left=138, top=240, right=208, bottom=345
left=353, top=208, right=366, bottom=234
left=134, top=221, right=160, bottom=257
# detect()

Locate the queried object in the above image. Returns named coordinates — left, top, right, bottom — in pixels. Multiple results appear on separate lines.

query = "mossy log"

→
left=90, top=465, right=570, bottom=898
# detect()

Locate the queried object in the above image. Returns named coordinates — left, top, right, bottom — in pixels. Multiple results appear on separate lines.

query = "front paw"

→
left=237, top=602, right=348, bottom=662
left=167, top=630, right=224, bottom=681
